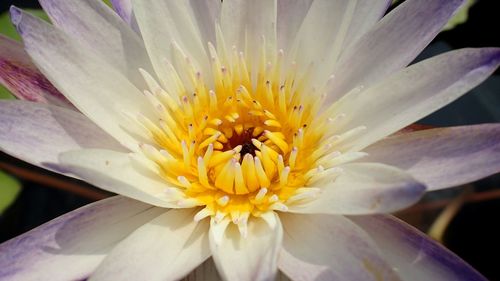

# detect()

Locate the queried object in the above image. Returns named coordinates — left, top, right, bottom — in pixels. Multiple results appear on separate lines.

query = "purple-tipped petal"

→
left=90, top=209, right=210, bottom=281
left=350, top=215, right=487, bottom=281
left=0, top=35, right=72, bottom=108
left=329, top=0, right=465, bottom=102
left=11, top=7, right=154, bottom=150
left=37, top=0, right=153, bottom=89
left=0, top=196, right=165, bottom=281
left=363, top=124, right=500, bottom=191
left=288, top=163, right=426, bottom=215
left=110, top=0, right=132, bottom=24
left=333, top=48, right=500, bottom=151
left=279, top=213, right=399, bottom=281
left=0, top=100, right=124, bottom=172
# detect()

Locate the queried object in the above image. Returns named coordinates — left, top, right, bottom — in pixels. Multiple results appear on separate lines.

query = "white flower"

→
left=0, top=0, right=499, bottom=280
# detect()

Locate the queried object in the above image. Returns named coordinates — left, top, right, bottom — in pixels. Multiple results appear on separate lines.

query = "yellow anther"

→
left=234, top=124, right=244, bottom=135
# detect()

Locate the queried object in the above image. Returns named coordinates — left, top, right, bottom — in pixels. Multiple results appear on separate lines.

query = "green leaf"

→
left=443, top=0, right=476, bottom=31
left=392, top=0, right=475, bottom=32
left=0, top=9, right=50, bottom=41
left=103, top=0, right=113, bottom=7
left=0, top=170, right=21, bottom=214
left=0, top=85, right=15, bottom=100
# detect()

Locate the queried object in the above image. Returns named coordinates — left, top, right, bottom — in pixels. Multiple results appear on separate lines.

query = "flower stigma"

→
left=134, top=40, right=363, bottom=236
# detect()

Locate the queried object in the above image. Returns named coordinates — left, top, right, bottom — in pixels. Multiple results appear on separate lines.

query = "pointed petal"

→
left=133, top=0, right=213, bottom=92
left=0, top=100, right=123, bottom=171
left=350, top=215, right=487, bottom=281
left=0, top=196, right=164, bottom=281
left=220, top=0, right=277, bottom=63
left=110, top=0, right=133, bottom=24
left=279, top=213, right=399, bottom=281
left=288, top=163, right=425, bottom=215
left=341, top=0, right=391, bottom=54
left=58, top=149, right=177, bottom=208
left=90, top=209, right=210, bottom=281
left=334, top=48, right=500, bottom=151
left=189, top=0, right=221, bottom=46
left=364, top=124, right=500, bottom=191
left=209, top=214, right=283, bottom=281
left=38, top=0, right=153, bottom=89
left=287, top=0, right=390, bottom=85
left=329, top=0, right=466, bottom=101
left=276, top=0, right=312, bottom=52
left=0, top=35, right=71, bottom=108
left=11, top=7, right=154, bottom=150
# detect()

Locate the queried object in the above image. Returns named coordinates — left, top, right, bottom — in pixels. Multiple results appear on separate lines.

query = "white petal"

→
left=351, top=215, right=487, bottom=281
left=287, top=0, right=389, bottom=85
left=364, top=124, right=500, bottom=191
left=279, top=213, right=399, bottom=281
left=133, top=0, right=212, bottom=92
left=209, top=215, right=283, bottom=281
left=0, top=196, right=164, bottom=281
left=341, top=0, right=391, bottom=54
left=288, top=163, right=425, bottom=215
left=38, top=0, right=153, bottom=89
left=220, top=0, right=277, bottom=63
left=11, top=7, right=153, bottom=150
left=189, top=0, right=222, bottom=46
left=328, top=0, right=465, bottom=101
left=58, top=149, right=176, bottom=208
left=287, top=0, right=351, bottom=76
left=0, top=101, right=123, bottom=172
left=333, top=48, right=500, bottom=151
left=276, top=0, right=313, bottom=52
left=90, top=209, right=210, bottom=281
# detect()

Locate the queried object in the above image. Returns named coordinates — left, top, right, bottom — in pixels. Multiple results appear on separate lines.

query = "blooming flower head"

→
left=0, top=0, right=500, bottom=280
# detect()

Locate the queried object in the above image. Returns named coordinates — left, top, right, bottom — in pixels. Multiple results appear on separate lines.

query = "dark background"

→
left=1, top=0, right=500, bottom=280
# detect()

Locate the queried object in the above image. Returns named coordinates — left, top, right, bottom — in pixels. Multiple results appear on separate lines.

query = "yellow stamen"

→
left=137, top=41, right=362, bottom=227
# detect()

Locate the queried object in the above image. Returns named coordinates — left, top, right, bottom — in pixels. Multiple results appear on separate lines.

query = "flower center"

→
left=224, top=128, right=258, bottom=157
left=135, top=43, right=356, bottom=234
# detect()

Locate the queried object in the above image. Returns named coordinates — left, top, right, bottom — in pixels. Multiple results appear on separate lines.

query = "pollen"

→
left=134, top=40, right=349, bottom=234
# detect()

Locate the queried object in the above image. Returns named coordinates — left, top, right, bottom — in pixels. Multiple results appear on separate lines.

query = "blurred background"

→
left=1, top=0, right=500, bottom=279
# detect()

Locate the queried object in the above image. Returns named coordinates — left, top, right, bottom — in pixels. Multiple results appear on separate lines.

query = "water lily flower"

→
left=1, top=0, right=499, bottom=280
